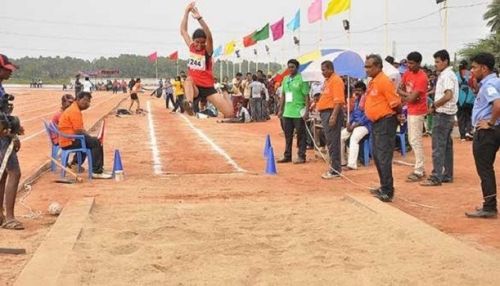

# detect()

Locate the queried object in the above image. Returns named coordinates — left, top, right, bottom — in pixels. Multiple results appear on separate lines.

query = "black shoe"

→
left=375, top=192, right=393, bottom=202
left=277, top=158, right=292, bottom=164
left=442, top=177, right=453, bottom=183
left=465, top=208, right=498, bottom=219
left=420, top=178, right=442, bottom=187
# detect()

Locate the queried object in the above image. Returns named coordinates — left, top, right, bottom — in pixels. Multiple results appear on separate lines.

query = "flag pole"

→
left=384, top=0, right=389, bottom=55
left=176, top=58, right=179, bottom=76
left=155, top=58, right=158, bottom=80
left=443, top=0, right=448, bottom=49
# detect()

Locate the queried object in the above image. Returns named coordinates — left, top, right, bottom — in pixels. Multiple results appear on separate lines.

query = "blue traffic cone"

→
left=264, top=134, right=271, bottom=158
left=112, top=149, right=124, bottom=181
left=265, top=147, right=277, bottom=175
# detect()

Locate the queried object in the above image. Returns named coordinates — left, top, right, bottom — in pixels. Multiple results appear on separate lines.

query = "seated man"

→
left=58, top=92, right=112, bottom=179
left=51, top=94, right=74, bottom=145
left=340, top=81, right=371, bottom=170
left=217, top=101, right=250, bottom=123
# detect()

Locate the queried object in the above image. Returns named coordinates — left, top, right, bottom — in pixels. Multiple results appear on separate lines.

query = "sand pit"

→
left=53, top=195, right=500, bottom=285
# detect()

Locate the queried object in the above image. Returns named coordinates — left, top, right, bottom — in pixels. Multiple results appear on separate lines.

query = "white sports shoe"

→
left=92, top=172, right=113, bottom=179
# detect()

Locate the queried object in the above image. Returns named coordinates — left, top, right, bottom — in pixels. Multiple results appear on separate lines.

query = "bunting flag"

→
left=324, top=0, right=351, bottom=20
left=252, top=24, right=270, bottom=42
left=308, top=0, right=322, bottom=24
left=270, top=18, right=284, bottom=41
left=214, top=45, right=223, bottom=57
left=97, top=119, right=106, bottom=145
left=224, top=41, right=236, bottom=56
left=168, top=51, right=178, bottom=60
left=148, top=52, right=158, bottom=62
left=287, top=10, right=301, bottom=31
left=243, top=32, right=257, bottom=47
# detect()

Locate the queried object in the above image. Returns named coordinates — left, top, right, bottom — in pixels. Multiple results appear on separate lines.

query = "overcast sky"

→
left=0, top=0, right=492, bottom=65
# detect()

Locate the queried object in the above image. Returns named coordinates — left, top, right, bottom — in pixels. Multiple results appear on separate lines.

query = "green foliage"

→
left=459, top=0, right=499, bottom=64
left=9, top=54, right=282, bottom=84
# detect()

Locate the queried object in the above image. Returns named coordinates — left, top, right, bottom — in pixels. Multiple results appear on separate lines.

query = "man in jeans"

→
left=277, top=59, right=310, bottom=164
left=421, top=50, right=459, bottom=187
left=316, top=61, right=345, bottom=179
left=465, top=53, right=500, bottom=219
left=58, top=92, right=112, bottom=179
left=364, top=54, right=402, bottom=202
left=397, top=52, right=428, bottom=182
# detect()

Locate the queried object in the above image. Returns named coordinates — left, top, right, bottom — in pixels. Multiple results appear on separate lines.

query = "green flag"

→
left=252, top=24, right=270, bottom=42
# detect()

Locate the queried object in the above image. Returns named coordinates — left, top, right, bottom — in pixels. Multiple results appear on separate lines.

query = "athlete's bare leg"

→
left=207, top=93, right=234, bottom=118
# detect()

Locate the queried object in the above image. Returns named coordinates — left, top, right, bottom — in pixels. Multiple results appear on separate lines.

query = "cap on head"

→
left=0, top=54, right=17, bottom=71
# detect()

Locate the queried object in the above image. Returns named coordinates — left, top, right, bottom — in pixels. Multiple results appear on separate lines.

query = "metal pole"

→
left=444, top=0, right=448, bottom=49
left=384, top=0, right=389, bottom=55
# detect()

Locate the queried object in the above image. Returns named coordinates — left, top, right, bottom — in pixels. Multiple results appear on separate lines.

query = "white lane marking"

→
left=20, top=129, right=44, bottom=142
left=146, top=101, right=163, bottom=175
left=180, top=114, right=246, bottom=173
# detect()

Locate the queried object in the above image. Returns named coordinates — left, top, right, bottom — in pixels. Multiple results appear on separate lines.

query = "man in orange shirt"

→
left=58, top=92, right=111, bottom=179
left=364, top=54, right=403, bottom=202
left=317, top=61, right=345, bottom=179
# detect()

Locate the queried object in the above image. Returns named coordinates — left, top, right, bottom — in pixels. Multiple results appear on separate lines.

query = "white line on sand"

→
left=180, top=114, right=246, bottom=173
left=146, top=101, right=163, bottom=175
left=20, top=129, right=44, bottom=142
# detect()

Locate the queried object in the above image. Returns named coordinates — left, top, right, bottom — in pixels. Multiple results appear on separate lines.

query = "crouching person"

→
left=58, top=92, right=112, bottom=179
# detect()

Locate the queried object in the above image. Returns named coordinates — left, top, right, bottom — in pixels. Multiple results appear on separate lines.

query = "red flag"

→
left=243, top=33, right=257, bottom=47
left=148, top=52, right=158, bottom=62
left=168, top=51, right=178, bottom=60
left=97, top=119, right=106, bottom=145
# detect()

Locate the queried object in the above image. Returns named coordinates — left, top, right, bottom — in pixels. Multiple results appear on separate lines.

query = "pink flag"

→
left=271, top=18, right=284, bottom=41
left=148, top=52, right=157, bottom=62
left=308, top=0, right=322, bottom=23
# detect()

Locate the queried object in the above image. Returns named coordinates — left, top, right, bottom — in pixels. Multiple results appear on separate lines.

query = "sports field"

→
left=1, top=88, right=500, bottom=285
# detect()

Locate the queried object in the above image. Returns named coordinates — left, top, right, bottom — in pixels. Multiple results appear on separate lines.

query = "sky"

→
left=0, top=0, right=493, bottom=65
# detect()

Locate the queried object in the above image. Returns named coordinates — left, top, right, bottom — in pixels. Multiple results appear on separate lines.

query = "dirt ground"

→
left=1, top=89, right=499, bottom=285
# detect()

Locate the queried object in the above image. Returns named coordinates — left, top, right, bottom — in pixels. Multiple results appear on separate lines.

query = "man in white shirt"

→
left=421, top=50, right=459, bottom=187
left=82, top=77, right=93, bottom=93
left=217, top=101, right=250, bottom=123
left=249, top=74, right=269, bottom=122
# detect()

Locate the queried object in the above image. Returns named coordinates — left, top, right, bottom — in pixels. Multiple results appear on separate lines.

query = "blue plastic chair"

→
left=47, top=123, right=93, bottom=180
left=396, top=122, right=408, bottom=157
left=42, top=121, right=60, bottom=172
left=362, top=135, right=371, bottom=166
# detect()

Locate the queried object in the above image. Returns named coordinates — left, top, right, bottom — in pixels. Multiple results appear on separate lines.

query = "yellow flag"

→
left=224, top=40, right=236, bottom=56
left=324, top=0, right=351, bottom=20
left=297, top=50, right=321, bottom=64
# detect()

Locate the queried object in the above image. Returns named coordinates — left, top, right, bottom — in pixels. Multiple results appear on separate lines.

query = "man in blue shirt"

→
left=0, top=54, right=24, bottom=230
left=465, top=53, right=500, bottom=219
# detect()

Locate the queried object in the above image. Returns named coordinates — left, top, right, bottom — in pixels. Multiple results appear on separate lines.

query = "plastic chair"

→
left=42, top=120, right=60, bottom=172
left=362, top=135, right=371, bottom=166
left=47, top=123, right=93, bottom=180
left=396, top=122, right=408, bottom=157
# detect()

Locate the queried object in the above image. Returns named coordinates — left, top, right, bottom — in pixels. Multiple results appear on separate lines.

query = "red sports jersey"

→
left=187, top=43, right=214, bottom=88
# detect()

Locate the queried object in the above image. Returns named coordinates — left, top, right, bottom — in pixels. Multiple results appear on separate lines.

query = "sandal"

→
left=406, top=172, right=425, bottom=182
left=2, top=219, right=25, bottom=230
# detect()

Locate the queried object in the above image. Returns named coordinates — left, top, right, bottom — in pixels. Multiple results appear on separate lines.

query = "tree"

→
left=484, top=0, right=500, bottom=33
left=459, top=0, right=500, bottom=63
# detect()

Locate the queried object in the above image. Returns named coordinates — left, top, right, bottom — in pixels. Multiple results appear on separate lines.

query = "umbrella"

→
left=301, top=50, right=366, bottom=81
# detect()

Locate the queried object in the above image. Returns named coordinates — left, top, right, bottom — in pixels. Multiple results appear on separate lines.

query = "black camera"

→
left=0, top=93, right=22, bottom=136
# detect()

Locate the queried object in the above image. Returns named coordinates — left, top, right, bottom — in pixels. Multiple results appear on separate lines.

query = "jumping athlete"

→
left=180, top=2, right=234, bottom=118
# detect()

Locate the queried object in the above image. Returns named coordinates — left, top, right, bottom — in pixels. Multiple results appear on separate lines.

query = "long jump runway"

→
left=12, top=97, right=500, bottom=285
